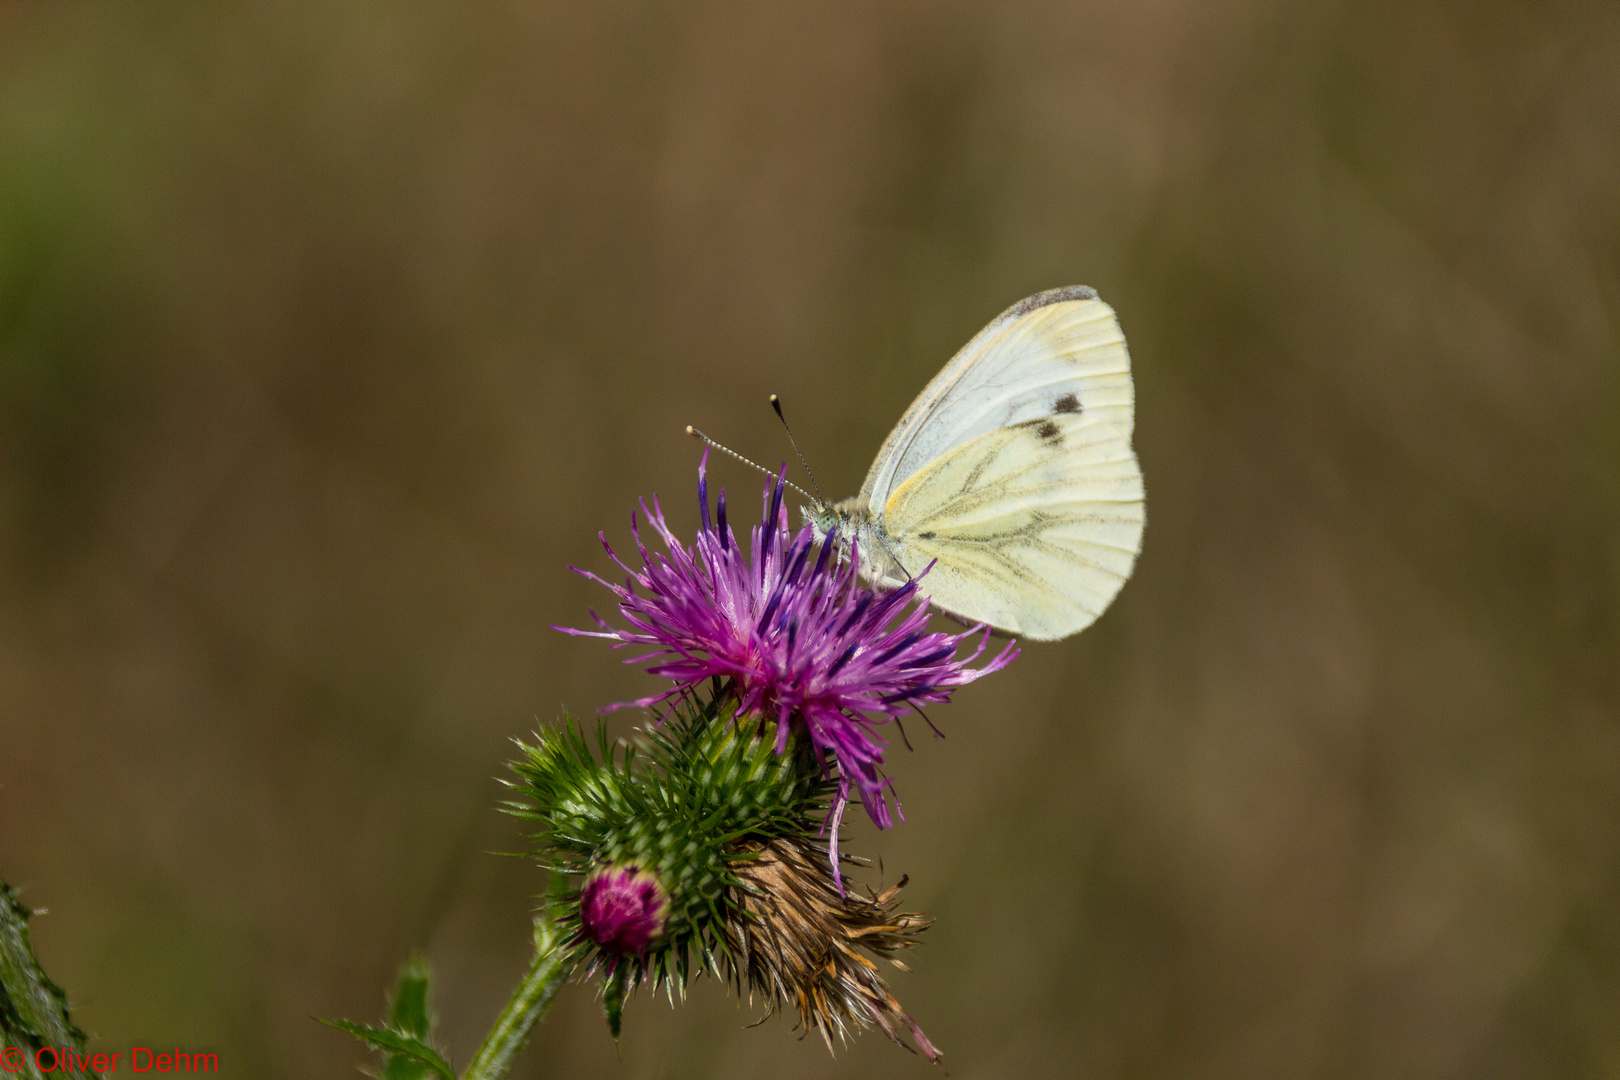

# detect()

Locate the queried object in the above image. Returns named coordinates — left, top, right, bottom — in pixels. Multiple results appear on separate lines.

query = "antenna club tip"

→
left=769, top=393, right=780, bottom=403
left=684, top=425, right=696, bottom=436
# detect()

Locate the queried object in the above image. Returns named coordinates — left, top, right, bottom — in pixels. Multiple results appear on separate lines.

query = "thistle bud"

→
left=579, top=866, right=668, bottom=955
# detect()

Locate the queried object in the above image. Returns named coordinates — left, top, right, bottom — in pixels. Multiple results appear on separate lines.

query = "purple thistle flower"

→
left=557, top=451, right=1018, bottom=883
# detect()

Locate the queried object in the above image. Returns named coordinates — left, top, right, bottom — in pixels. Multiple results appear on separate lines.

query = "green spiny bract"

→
left=505, top=691, right=832, bottom=1012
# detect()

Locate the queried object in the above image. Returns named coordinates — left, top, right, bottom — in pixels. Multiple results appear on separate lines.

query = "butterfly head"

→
left=803, top=498, right=840, bottom=546
left=803, top=495, right=869, bottom=541
left=803, top=497, right=915, bottom=589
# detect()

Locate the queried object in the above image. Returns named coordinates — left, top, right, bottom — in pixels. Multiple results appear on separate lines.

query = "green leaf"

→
left=320, top=1020, right=455, bottom=1080
left=0, top=876, right=97, bottom=1079
left=387, top=954, right=433, bottom=1040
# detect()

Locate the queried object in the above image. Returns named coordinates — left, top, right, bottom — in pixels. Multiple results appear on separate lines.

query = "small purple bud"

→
left=579, top=866, right=669, bottom=955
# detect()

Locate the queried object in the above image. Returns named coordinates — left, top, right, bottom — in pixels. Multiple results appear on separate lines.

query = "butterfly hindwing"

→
left=877, top=412, right=1144, bottom=641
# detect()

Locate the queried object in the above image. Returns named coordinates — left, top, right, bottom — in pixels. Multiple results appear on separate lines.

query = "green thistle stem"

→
left=460, top=913, right=569, bottom=1080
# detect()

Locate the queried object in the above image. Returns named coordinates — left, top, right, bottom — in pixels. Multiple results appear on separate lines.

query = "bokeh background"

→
left=1, top=1, right=1617, bottom=1077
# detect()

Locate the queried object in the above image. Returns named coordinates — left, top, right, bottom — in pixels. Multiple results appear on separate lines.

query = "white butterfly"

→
left=808, top=286, right=1144, bottom=642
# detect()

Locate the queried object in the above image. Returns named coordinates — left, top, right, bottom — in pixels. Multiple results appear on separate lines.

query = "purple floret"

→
left=558, top=451, right=1018, bottom=885
left=579, top=866, right=669, bottom=955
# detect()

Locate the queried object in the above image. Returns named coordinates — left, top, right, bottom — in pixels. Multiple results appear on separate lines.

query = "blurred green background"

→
left=1, top=1, right=1617, bottom=1077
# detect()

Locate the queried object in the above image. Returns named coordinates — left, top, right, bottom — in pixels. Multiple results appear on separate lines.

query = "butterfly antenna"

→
left=769, top=394, right=828, bottom=506
left=685, top=426, right=814, bottom=501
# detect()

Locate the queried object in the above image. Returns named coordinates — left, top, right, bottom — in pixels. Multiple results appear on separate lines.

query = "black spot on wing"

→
left=1053, top=393, right=1081, bottom=414
left=918, top=531, right=936, bottom=540
left=1011, top=416, right=1064, bottom=447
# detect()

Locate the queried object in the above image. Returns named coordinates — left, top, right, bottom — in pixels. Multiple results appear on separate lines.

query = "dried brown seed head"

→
left=723, top=838, right=941, bottom=1065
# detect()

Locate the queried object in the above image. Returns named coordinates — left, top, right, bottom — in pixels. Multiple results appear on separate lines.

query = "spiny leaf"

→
left=0, top=877, right=96, bottom=1079
left=320, top=1020, right=455, bottom=1080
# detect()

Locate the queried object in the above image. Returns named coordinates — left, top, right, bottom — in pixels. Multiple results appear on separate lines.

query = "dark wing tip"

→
left=998, top=285, right=1098, bottom=322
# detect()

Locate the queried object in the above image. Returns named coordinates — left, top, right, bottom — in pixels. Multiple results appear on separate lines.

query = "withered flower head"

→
left=726, top=838, right=940, bottom=1063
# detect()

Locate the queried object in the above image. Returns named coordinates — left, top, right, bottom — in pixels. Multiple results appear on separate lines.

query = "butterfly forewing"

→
left=859, top=287, right=1134, bottom=509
